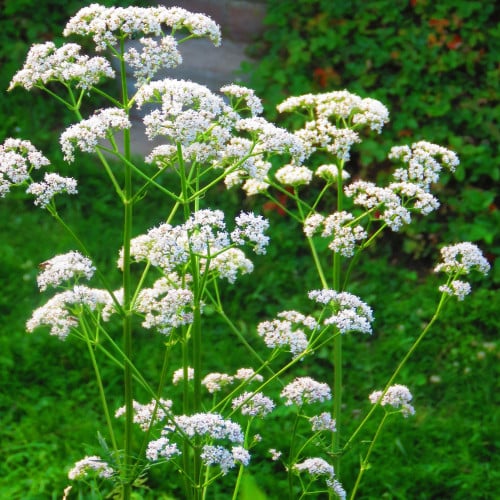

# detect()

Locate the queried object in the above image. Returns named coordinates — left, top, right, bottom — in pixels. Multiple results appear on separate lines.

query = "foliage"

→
left=243, top=0, right=500, bottom=267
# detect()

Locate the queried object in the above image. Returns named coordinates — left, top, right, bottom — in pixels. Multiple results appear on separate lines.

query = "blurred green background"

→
left=1, top=0, right=499, bottom=498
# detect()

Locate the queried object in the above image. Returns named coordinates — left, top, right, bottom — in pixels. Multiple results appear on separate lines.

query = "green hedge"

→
left=244, top=0, right=499, bottom=272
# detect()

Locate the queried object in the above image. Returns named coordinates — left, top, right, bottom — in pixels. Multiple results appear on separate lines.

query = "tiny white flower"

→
left=220, top=84, right=263, bottom=116
left=36, top=251, right=94, bottom=291
left=202, top=372, right=234, bottom=393
left=172, top=366, right=194, bottom=385
left=170, top=413, right=244, bottom=443
left=390, top=140, right=459, bottom=190
left=26, top=173, right=77, bottom=208
left=233, top=368, right=263, bottom=384
left=310, top=412, right=336, bottom=432
left=439, top=280, right=471, bottom=301
left=369, top=384, right=415, bottom=417
left=293, top=457, right=334, bottom=478
left=146, top=437, right=181, bottom=462
left=309, top=289, right=374, bottom=334
left=115, top=398, right=172, bottom=431
left=0, top=139, right=50, bottom=197
left=275, top=164, right=313, bottom=186
left=60, top=108, right=131, bottom=162
left=9, top=42, right=114, bottom=91
left=232, top=392, right=275, bottom=417
left=281, top=377, right=331, bottom=406
left=434, top=242, right=490, bottom=276
left=68, top=456, right=114, bottom=480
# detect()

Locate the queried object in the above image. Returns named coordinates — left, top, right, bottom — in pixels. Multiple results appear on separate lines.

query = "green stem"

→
left=117, top=35, right=134, bottom=500
left=332, top=160, right=344, bottom=476
left=349, top=413, right=389, bottom=500
left=288, top=412, right=301, bottom=497
left=50, top=211, right=122, bottom=313
left=344, top=291, right=448, bottom=451
left=307, top=237, right=329, bottom=289
left=232, top=420, right=252, bottom=500
left=81, top=318, right=118, bottom=454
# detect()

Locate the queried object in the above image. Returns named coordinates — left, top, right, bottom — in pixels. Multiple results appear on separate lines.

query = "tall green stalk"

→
left=118, top=36, right=133, bottom=500
left=332, top=160, right=345, bottom=476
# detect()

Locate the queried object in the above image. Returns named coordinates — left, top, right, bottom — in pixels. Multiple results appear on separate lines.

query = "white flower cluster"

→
left=275, top=164, right=313, bottom=187
left=27, top=285, right=110, bottom=339
left=170, top=413, right=244, bottom=442
left=278, top=91, right=389, bottom=132
left=145, top=436, right=181, bottom=462
left=235, top=117, right=306, bottom=163
left=141, top=81, right=277, bottom=171
left=293, top=457, right=333, bottom=477
left=434, top=242, right=490, bottom=276
left=124, top=36, right=182, bottom=85
left=304, top=211, right=367, bottom=257
left=137, top=79, right=233, bottom=147
left=230, top=212, right=270, bottom=255
left=297, top=122, right=361, bottom=161
left=389, top=181, right=440, bottom=215
left=0, top=138, right=50, bottom=197
left=293, top=457, right=346, bottom=499
left=438, top=280, right=472, bottom=301
left=434, top=242, right=490, bottom=300
left=172, top=366, right=194, bottom=385
left=9, top=42, right=114, bottom=91
left=315, top=164, right=350, bottom=183
left=231, top=392, right=275, bottom=417
left=220, top=119, right=305, bottom=195
left=345, top=180, right=440, bottom=231
left=220, top=84, right=263, bottom=116
left=310, top=412, right=336, bottom=432
left=202, top=372, right=234, bottom=393
left=115, top=398, right=173, bottom=431
left=36, top=251, right=95, bottom=291
left=223, top=150, right=272, bottom=195
left=137, top=79, right=303, bottom=197
left=201, top=367, right=264, bottom=393
left=309, top=289, right=374, bottom=334
left=68, top=455, right=114, bottom=480
left=389, top=141, right=459, bottom=190
left=257, top=310, right=317, bottom=358
left=280, top=377, right=331, bottom=406
left=125, top=209, right=268, bottom=282
left=326, top=477, right=347, bottom=500
left=201, top=445, right=250, bottom=475
left=277, top=91, right=389, bottom=162
left=64, top=5, right=221, bottom=51
left=147, top=412, right=249, bottom=474
left=210, top=248, right=254, bottom=283
left=234, top=367, right=264, bottom=384
left=369, top=384, right=415, bottom=417
left=60, top=108, right=131, bottom=162
left=135, top=278, right=194, bottom=335
left=26, top=172, right=78, bottom=208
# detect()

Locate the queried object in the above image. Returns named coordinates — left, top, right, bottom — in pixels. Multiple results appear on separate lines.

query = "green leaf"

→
left=239, top=472, right=269, bottom=500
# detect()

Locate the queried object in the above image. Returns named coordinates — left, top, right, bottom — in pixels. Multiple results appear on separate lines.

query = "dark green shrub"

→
left=244, top=0, right=499, bottom=274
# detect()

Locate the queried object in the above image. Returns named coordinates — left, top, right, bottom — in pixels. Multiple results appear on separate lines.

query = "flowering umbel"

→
left=435, top=242, right=490, bottom=300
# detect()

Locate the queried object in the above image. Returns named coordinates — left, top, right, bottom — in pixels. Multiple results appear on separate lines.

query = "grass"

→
left=0, top=154, right=499, bottom=499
